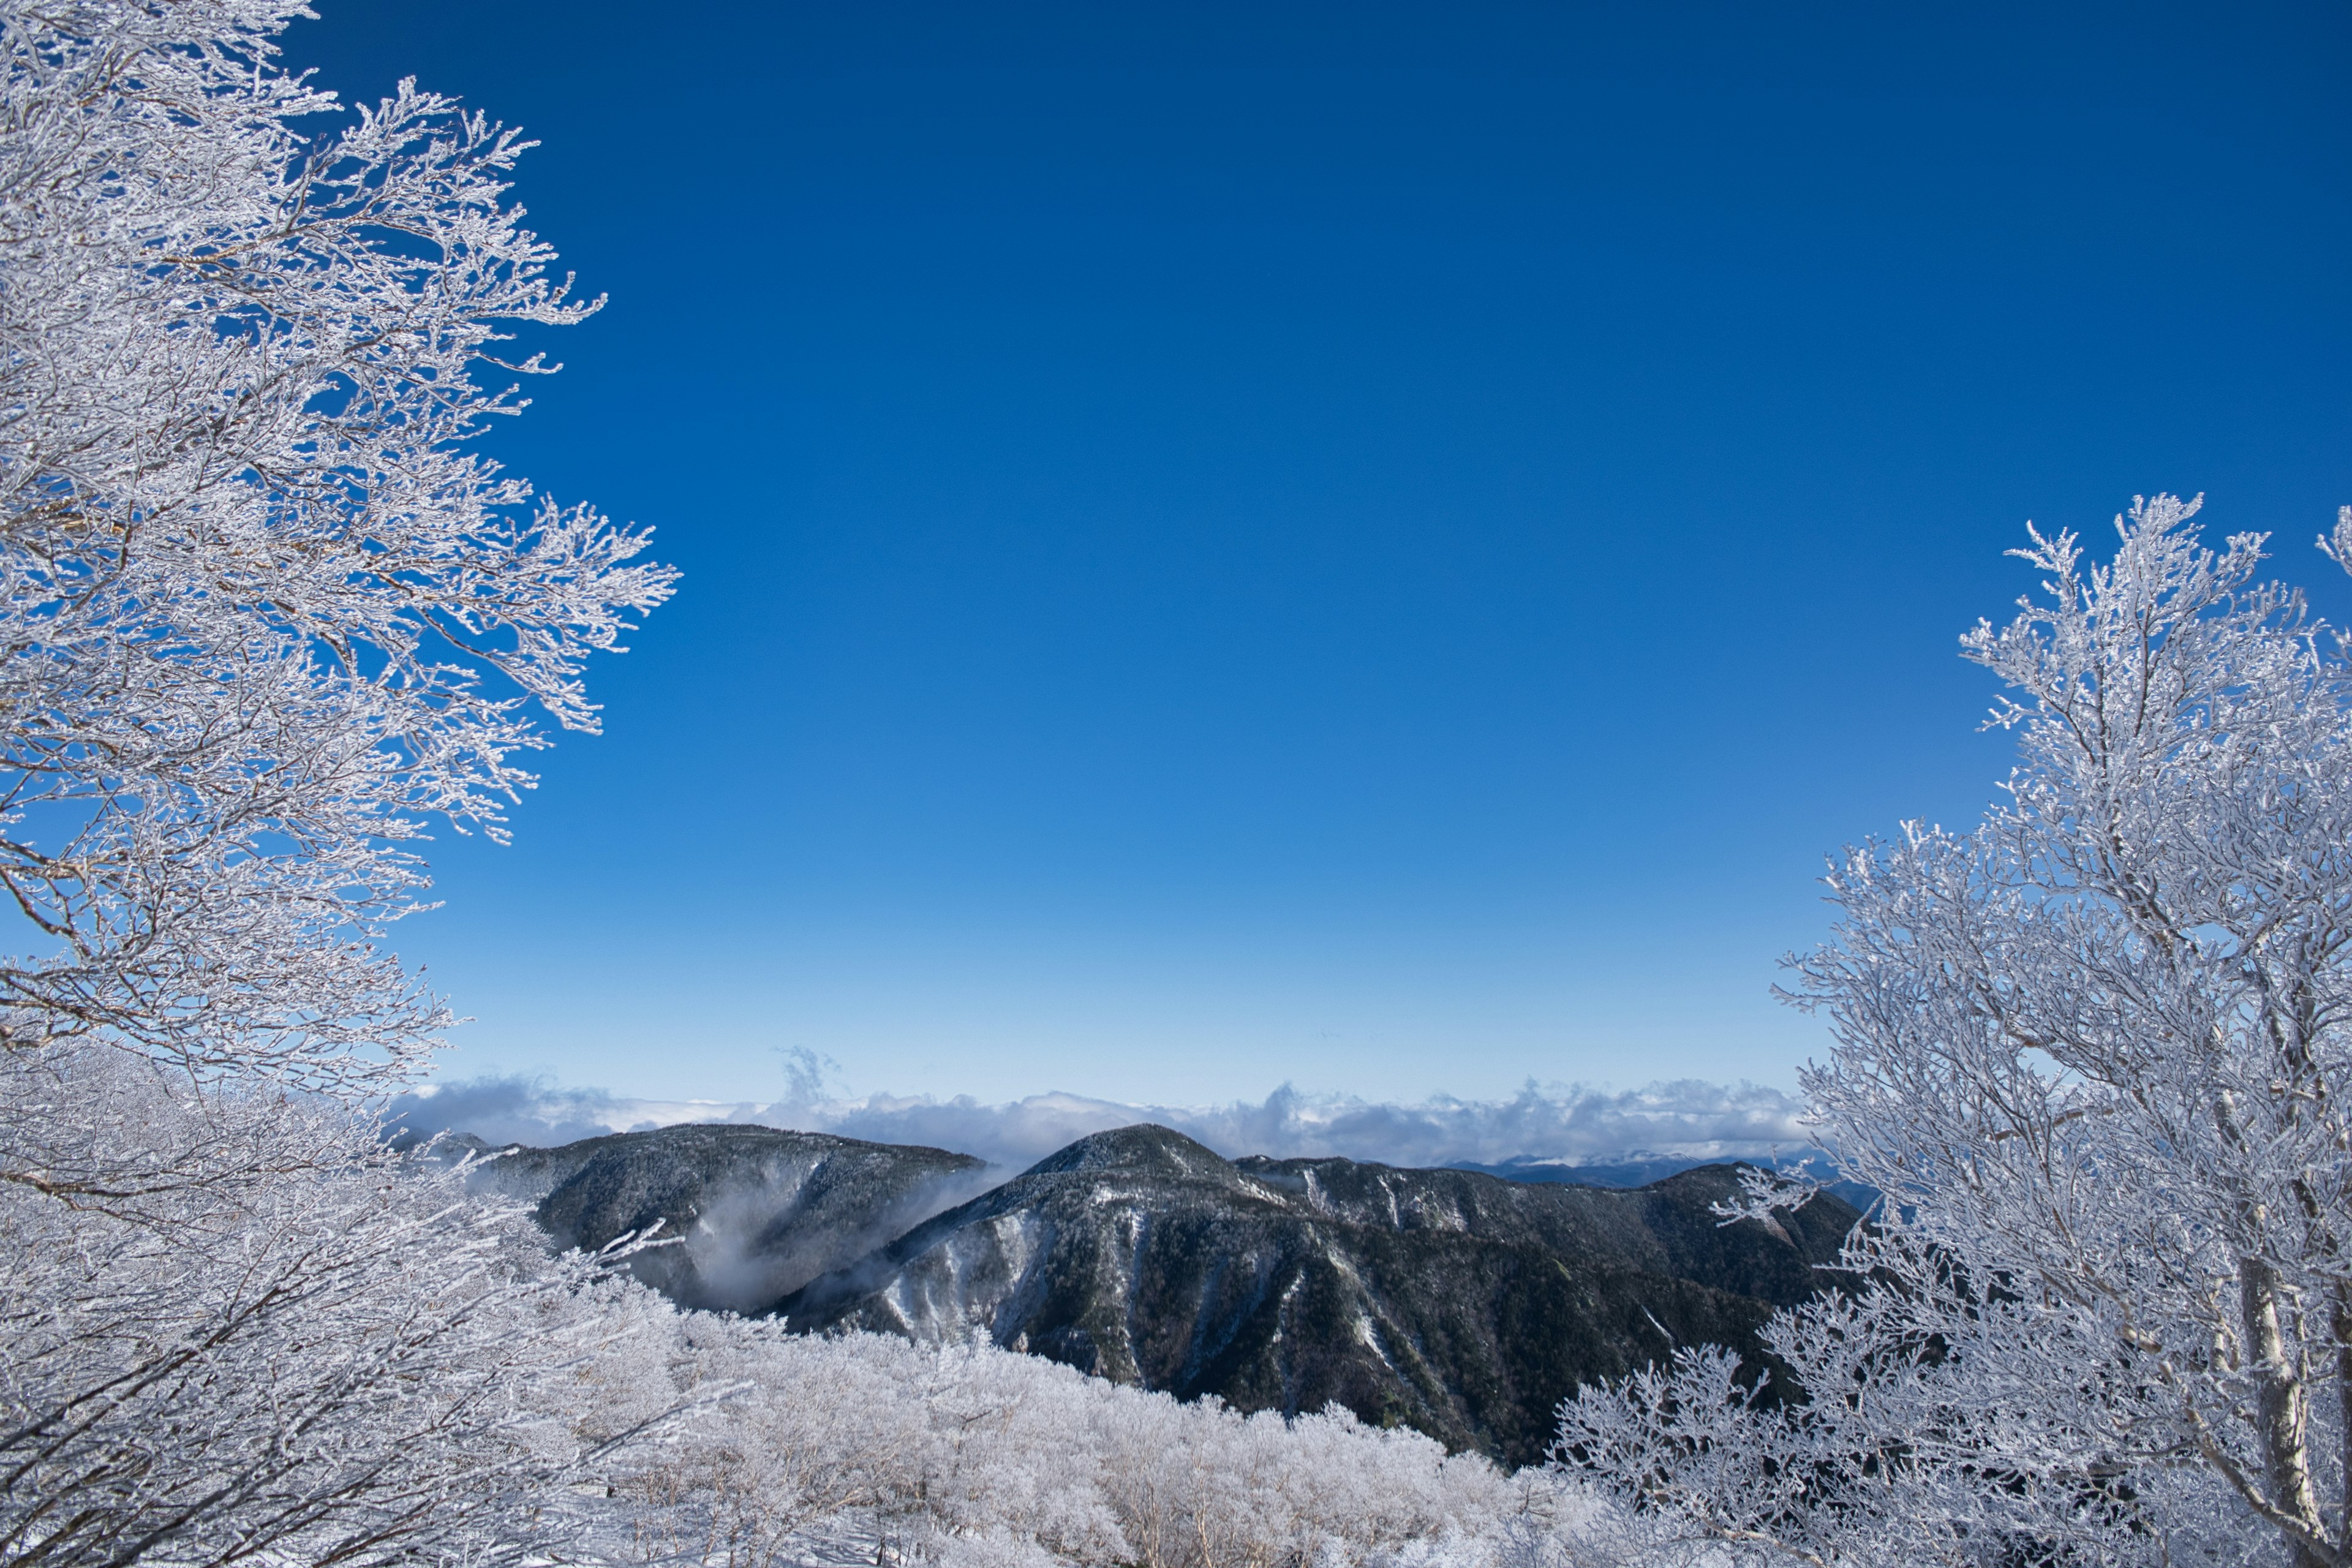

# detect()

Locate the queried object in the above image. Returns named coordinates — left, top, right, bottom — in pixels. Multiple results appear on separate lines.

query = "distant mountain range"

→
left=1449, top=1155, right=1879, bottom=1213
left=461, top=1121, right=1860, bottom=1466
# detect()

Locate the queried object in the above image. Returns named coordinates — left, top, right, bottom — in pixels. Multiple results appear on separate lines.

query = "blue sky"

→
left=292, top=1, right=2352, bottom=1109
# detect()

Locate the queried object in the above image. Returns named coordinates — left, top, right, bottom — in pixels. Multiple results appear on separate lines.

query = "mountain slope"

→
left=472, top=1123, right=990, bottom=1312
left=777, top=1125, right=1857, bottom=1464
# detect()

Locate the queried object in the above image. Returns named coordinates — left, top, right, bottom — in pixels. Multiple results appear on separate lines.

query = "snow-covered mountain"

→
left=459, top=1123, right=991, bottom=1312
left=473, top=1120, right=1857, bottom=1466
left=780, top=1125, right=1855, bottom=1464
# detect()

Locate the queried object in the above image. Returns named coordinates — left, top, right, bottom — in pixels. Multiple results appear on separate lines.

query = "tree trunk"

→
left=2335, top=1287, right=2352, bottom=1562
left=2242, top=1253, right=2326, bottom=1567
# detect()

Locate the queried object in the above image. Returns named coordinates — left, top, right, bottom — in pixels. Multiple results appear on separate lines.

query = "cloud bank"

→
left=391, top=1074, right=1814, bottom=1174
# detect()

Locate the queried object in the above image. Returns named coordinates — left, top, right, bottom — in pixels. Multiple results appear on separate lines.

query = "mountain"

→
left=1453, top=1155, right=1880, bottom=1213
left=463, top=1123, right=990, bottom=1313
left=1447, top=1155, right=1735, bottom=1188
left=778, top=1124, right=1859, bottom=1465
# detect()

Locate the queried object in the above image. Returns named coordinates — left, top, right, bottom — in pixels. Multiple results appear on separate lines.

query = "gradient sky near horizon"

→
left=287, top=0, right=2352, bottom=1109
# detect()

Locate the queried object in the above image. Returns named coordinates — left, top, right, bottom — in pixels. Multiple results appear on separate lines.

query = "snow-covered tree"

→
left=1561, top=495, right=2352, bottom=1567
left=0, top=1, right=675, bottom=1559
left=0, top=1046, right=672, bottom=1568
left=605, top=1322, right=1573, bottom=1568
left=0, top=0, right=673, bottom=1089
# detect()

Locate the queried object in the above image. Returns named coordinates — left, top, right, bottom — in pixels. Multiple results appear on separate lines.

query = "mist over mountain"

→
left=777, top=1126, right=1856, bottom=1465
left=397, top=1073, right=1815, bottom=1177
left=461, top=1118, right=1860, bottom=1466
left=460, top=1124, right=995, bottom=1313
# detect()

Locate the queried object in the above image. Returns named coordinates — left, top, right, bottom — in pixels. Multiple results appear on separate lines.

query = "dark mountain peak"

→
left=1648, top=1159, right=1758, bottom=1189
left=469, top=1121, right=989, bottom=1313
left=778, top=1131, right=1861, bottom=1466
left=477, top=1120, right=1861, bottom=1468
left=1019, top=1123, right=1235, bottom=1183
left=531, top=1122, right=879, bottom=1191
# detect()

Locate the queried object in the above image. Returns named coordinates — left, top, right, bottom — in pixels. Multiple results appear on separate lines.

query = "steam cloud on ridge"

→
left=391, top=1071, right=1815, bottom=1174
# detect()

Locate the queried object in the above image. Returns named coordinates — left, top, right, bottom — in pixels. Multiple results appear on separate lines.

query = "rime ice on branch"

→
left=0, top=3, right=674, bottom=1561
left=1562, top=496, right=2352, bottom=1567
left=0, top=0, right=675, bottom=1093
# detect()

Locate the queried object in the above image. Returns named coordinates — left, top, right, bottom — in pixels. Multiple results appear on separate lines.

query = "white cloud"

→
left=392, top=1074, right=1814, bottom=1174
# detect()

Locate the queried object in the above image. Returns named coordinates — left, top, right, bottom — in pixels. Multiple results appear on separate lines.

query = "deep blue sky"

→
left=291, top=1, right=2352, bottom=1107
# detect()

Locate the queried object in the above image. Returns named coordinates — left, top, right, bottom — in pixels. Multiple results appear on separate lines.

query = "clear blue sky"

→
left=290, top=0, right=2352, bottom=1107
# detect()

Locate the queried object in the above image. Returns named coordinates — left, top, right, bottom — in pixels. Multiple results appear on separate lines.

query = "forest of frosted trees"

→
left=7, top=4, right=2352, bottom=1565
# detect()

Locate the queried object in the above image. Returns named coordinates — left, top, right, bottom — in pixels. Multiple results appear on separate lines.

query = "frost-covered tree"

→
left=0, top=1046, right=671, bottom=1568
left=1561, top=496, right=2352, bottom=1567
left=0, top=0, right=673, bottom=1087
left=604, top=1323, right=1578, bottom=1568
left=0, top=0, right=674, bottom=1559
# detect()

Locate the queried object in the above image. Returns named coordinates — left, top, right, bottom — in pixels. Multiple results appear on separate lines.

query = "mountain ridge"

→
left=775, top=1123, right=1858, bottom=1463
left=459, top=1120, right=1858, bottom=1464
left=467, top=1122, right=990, bottom=1312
